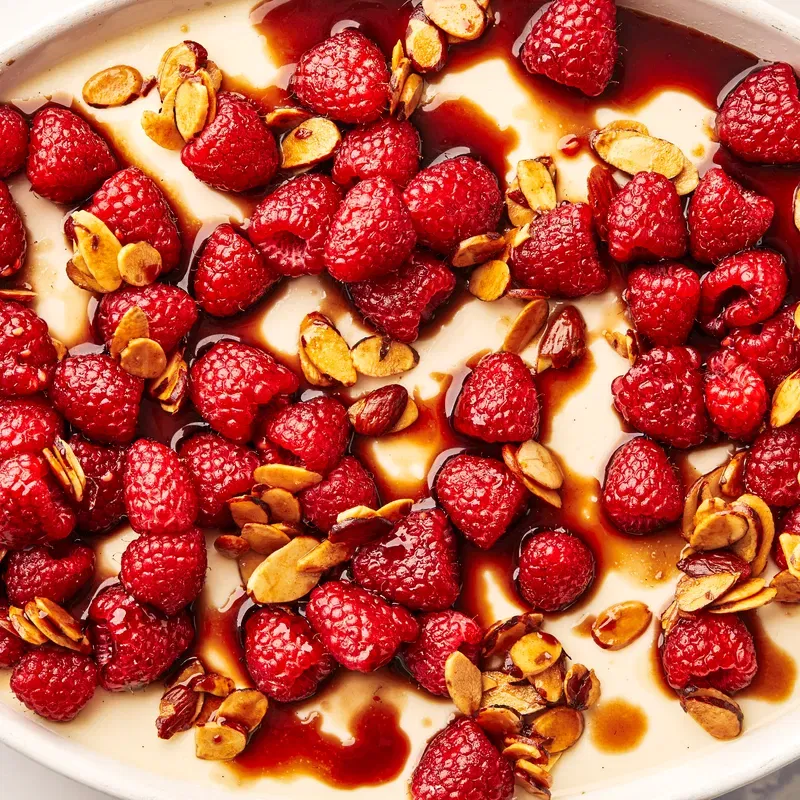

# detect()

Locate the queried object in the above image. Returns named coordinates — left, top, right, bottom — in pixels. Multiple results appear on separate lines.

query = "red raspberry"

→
left=717, top=62, right=800, bottom=165
left=0, top=453, right=75, bottom=549
left=50, top=354, right=143, bottom=444
left=510, top=202, right=609, bottom=297
left=305, top=580, right=418, bottom=673
left=348, top=251, right=456, bottom=343
left=625, top=264, right=700, bottom=347
left=744, top=424, right=800, bottom=508
left=69, top=435, right=126, bottom=534
left=88, top=583, right=194, bottom=691
left=193, top=224, right=277, bottom=318
left=324, top=176, right=416, bottom=282
left=26, top=106, right=117, bottom=204
left=434, top=454, right=527, bottom=549
left=725, top=302, right=800, bottom=391
left=265, top=396, right=350, bottom=475
left=0, top=105, right=28, bottom=179
left=704, top=348, right=768, bottom=441
left=181, top=92, right=278, bottom=193
left=0, top=395, right=62, bottom=460
left=699, top=249, right=788, bottom=337
left=4, top=542, right=95, bottom=606
left=299, top=455, right=378, bottom=533
left=85, top=167, right=182, bottom=273
left=249, top=174, right=342, bottom=278
left=687, top=168, right=774, bottom=264
left=403, top=156, right=503, bottom=255
left=403, top=610, right=481, bottom=697
left=453, top=352, right=540, bottom=444
left=11, top=647, right=97, bottom=722
left=587, top=164, right=619, bottom=240
left=601, top=437, right=683, bottom=535
left=607, top=172, right=688, bottom=263
left=179, top=433, right=259, bottom=527
left=0, top=600, right=27, bottom=668
left=95, top=283, right=197, bottom=354
left=189, top=341, right=299, bottom=444
left=612, top=346, right=709, bottom=449
left=520, top=0, right=618, bottom=97
left=120, top=527, right=207, bottom=616
left=0, top=300, right=58, bottom=397
left=243, top=607, right=337, bottom=702
left=411, top=717, right=514, bottom=800
left=661, top=613, right=757, bottom=694
left=124, top=439, right=199, bottom=535
left=333, top=117, right=420, bottom=188
left=0, top=181, right=26, bottom=278
left=291, top=30, right=389, bottom=124
left=352, top=508, right=460, bottom=611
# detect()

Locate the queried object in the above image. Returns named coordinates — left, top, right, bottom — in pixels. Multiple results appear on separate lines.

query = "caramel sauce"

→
left=590, top=698, right=649, bottom=753
left=740, top=612, right=798, bottom=703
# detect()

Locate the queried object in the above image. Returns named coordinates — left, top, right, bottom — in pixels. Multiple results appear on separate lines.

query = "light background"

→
left=1, top=0, right=799, bottom=797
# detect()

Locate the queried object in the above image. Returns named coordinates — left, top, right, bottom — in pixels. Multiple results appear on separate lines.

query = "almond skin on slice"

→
left=452, top=232, right=506, bottom=268
left=389, top=56, right=413, bottom=116
left=771, top=570, right=800, bottom=603
left=300, top=312, right=357, bottom=387
left=296, top=539, right=354, bottom=573
left=83, top=65, right=144, bottom=108
left=264, top=106, right=313, bottom=129
left=71, top=210, right=123, bottom=292
left=214, top=535, right=251, bottom=559
left=252, top=464, right=322, bottom=493
left=396, top=73, right=424, bottom=122
left=590, top=128, right=685, bottom=179
left=228, top=495, right=270, bottom=528
left=240, top=523, right=291, bottom=556
left=475, top=706, right=524, bottom=739
left=246, top=536, right=321, bottom=604
left=680, top=688, right=743, bottom=740
left=348, top=385, right=409, bottom=437
left=387, top=398, right=419, bottom=433
left=42, top=436, right=86, bottom=504
left=405, top=15, right=448, bottom=73
left=502, top=298, right=549, bottom=355
left=675, top=572, right=740, bottom=613
left=444, top=650, right=483, bottom=715
left=422, top=0, right=487, bottom=41
left=591, top=600, right=652, bottom=650
left=350, top=336, right=419, bottom=378
left=468, top=260, right=510, bottom=302
left=158, top=41, right=207, bottom=99
left=563, top=664, right=601, bottom=710
left=281, top=117, right=342, bottom=170
left=516, top=440, right=564, bottom=490
left=517, top=159, right=557, bottom=214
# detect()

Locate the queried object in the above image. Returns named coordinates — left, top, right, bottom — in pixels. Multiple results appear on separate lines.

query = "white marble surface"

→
left=1, top=0, right=800, bottom=797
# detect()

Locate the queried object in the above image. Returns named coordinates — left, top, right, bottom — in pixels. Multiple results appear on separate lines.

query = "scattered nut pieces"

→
left=120, top=337, right=168, bottom=380
left=516, top=440, right=564, bottom=491
left=422, top=0, right=487, bottom=41
left=530, top=707, right=584, bottom=753
left=110, top=305, right=149, bottom=359
left=174, top=76, right=212, bottom=141
left=42, top=436, right=86, bottom=503
left=475, top=705, right=523, bottom=738
left=258, top=488, right=301, bottom=524
left=502, top=298, right=549, bottom=355
left=708, top=586, right=777, bottom=614
left=405, top=14, right=448, bottom=73
left=452, top=232, right=506, bottom=268
left=771, top=570, right=800, bottom=603
left=296, top=539, right=353, bottom=573
left=689, top=507, right=749, bottom=551
left=71, top=210, right=123, bottom=293
left=157, top=41, right=207, bottom=99
left=563, top=664, right=601, bottom=710
left=387, top=397, right=420, bottom=433
left=240, top=523, right=291, bottom=556
left=157, top=660, right=205, bottom=740
left=444, top=651, right=483, bottom=715
left=517, top=159, right=557, bottom=214
left=509, top=632, right=563, bottom=679
left=675, top=572, right=739, bottom=613
left=23, top=597, right=91, bottom=654
left=389, top=55, right=413, bottom=116
left=214, top=535, right=251, bottom=559
left=590, top=127, right=685, bottom=179
left=228, top=495, right=270, bottom=528
left=253, top=464, right=322, bottom=493
left=396, top=73, right=424, bottom=121
left=147, top=349, right=189, bottom=414
left=299, top=312, right=357, bottom=386
left=482, top=681, right=546, bottom=716
left=537, top=306, right=586, bottom=373
left=348, top=385, right=409, bottom=437
left=7, top=605, right=48, bottom=646
left=681, top=688, right=743, bottom=740
left=502, top=444, right=562, bottom=509
left=673, top=157, right=700, bottom=195
left=771, top=369, right=800, bottom=428
left=603, top=329, right=638, bottom=363
left=264, top=106, right=313, bottom=129
left=719, top=452, right=747, bottom=498
left=350, top=336, right=419, bottom=378
left=141, top=85, right=185, bottom=150
left=502, top=735, right=548, bottom=764
left=532, top=661, right=565, bottom=704
left=469, top=259, right=510, bottom=302
left=480, top=612, right=543, bottom=662
left=246, top=536, right=321, bottom=604
left=591, top=601, right=652, bottom=650
left=83, top=65, right=144, bottom=108
left=281, top=117, right=342, bottom=171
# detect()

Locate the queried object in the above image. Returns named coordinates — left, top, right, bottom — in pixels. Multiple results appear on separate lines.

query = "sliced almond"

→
left=117, top=241, right=162, bottom=287
left=532, top=661, right=564, bottom=704
left=396, top=73, right=424, bottom=121
left=387, top=398, right=419, bottom=433
left=469, top=259, right=510, bottom=302
left=591, top=600, right=652, bottom=650
left=228, top=495, right=269, bottom=528
left=298, top=344, right=334, bottom=388
left=675, top=572, right=739, bottom=613
left=264, top=106, right=313, bottom=129
left=517, top=159, right=557, bottom=214
left=502, top=735, right=548, bottom=764
left=502, top=298, right=549, bottom=355
left=391, top=39, right=405, bottom=72
left=689, top=508, right=749, bottom=551
left=25, top=598, right=91, bottom=654
left=120, top=337, right=167, bottom=379
left=0, top=288, right=35, bottom=303
left=175, top=76, right=211, bottom=141
left=602, top=119, right=650, bottom=135
left=719, top=452, right=747, bottom=498
left=300, top=312, right=357, bottom=386
left=501, top=444, right=562, bottom=509
left=195, top=722, right=247, bottom=761
left=214, top=535, right=251, bottom=559
left=253, top=464, right=322, bottom=493
left=509, top=631, right=563, bottom=679
left=246, top=536, right=321, bottom=604
left=480, top=612, right=543, bottom=663
left=482, top=682, right=546, bottom=716
left=405, top=15, right=448, bottom=73
left=709, top=587, right=777, bottom=614
left=681, top=688, right=743, bottom=740
left=516, top=759, right=554, bottom=790
left=475, top=705, right=523, bottom=738
left=296, top=539, right=354, bottom=573
left=735, top=494, right=775, bottom=577
left=217, top=689, right=268, bottom=732
left=281, top=117, right=341, bottom=170
left=781, top=533, right=800, bottom=579
left=563, top=664, right=601, bottom=710
left=351, top=336, right=419, bottom=378
left=142, top=85, right=185, bottom=150
left=51, top=337, right=68, bottom=362
left=452, top=232, right=506, bottom=268
left=157, top=660, right=205, bottom=740
left=240, top=523, right=291, bottom=556
left=772, top=570, right=800, bottom=603
left=770, top=369, right=800, bottom=427
left=42, top=436, right=86, bottom=504
left=83, top=65, right=143, bottom=108
left=377, top=498, right=414, bottom=522
left=590, top=128, right=685, bottom=179
left=258, top=488, right=301, bottom=524
left=445, top=651, right=482, bottom=715
left=110, top=305, right=149, bottom=359
left=147, top=348, right=188, bottom=414
left=422, top=0, right=486, bottom=40
left=7, top=605, right=48, bottom=645
left=389, top=56, right=412, bottom=116
left=71, top=210, right=123, bottom=292
left=192, top=673, right=235, bottom=698
left=673, top=157, right=700, bottom=195
left=603, top=329, right=638, bottom=363
left=516, top=441, right=564, bottom=490
left=530, top=707, right=584, bottom=753
left=711, top=577, right=765, bottom=607
left=66, top=256, right=107, bottom=292
left=158, top=41, right=206, bottom=99
left=506, top=180, right=535, bottom=227
left=195, top=68, right=218, bottom=125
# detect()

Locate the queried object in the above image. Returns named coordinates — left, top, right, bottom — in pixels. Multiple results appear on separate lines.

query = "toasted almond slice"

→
left=42, top=436, right=86, bottom=503
left=563, top=664, right=601, bottom=710
left=391, top=39, right=405, bottom=72
left=240, top=523, right=291, bottom=556
left=681, top=688, right=743, bottom=740
left=351, top=336, right=419, bottom=378
left=736, top=494, right=775, bottom=576
left=195, top=68, right=218, bottom=124
left=228, top=495, right=269, bottom=528
left=516, top=440, right=564, bottom=490
left=502, top=735, right=548, bottom=764
left=772, top=570, right=800, bottom=603
left=709, top=587, right=777, bottom=614
left=120, top=337, right=167, bottom=379
left=673, top=157, right=700, bottom=195
left=603, top=329, right=638, bottom=363
left=506, top=197, right=536, bottom=228
left=660, top=599, right=681, bottom=635
left=532, top=661, right=564, bottom=704
left=689, top=509, right=749, bottom=551
left=445, top=651, right=483, bottom=715
left=147, top=348, right=188, bottom=413
left=452, top=233, right=506, bottom=268
left=502, top=298, right=549, bottom=355
left=253, top=464, right=322, bottom=492
left=377, top=498, right=414, bottom=522
left=590, top=129, right=685, bottom=179
left=396, top=73, right=424, bottom=121
left=699, top=466, right=726, bottom=503
left=191, top=673, right=235, bottom=698
left=247, top=536, right=321, bottom=604
left=298, top=344, right=335, bottom=388
left=501, top=443, right=562, bottom=509
left=480, top=612, right=543, bottom=662
left=719, top=452, right=747, bottom=498
left=729, top=510, right=760, bottom=564
left=259, top=488, right=301, bottom=524
left=83, top=65, right=143, bottom=108
left=296, top=539, right=354, bottom=573
left=509, top=631, right=562, bottom=678
left=517, top=159, right=557, bottom=214
left=482, top=682, right=546, bottom=716
left=422, top=0, right=486, bottom=40
left=281, top=117, right=342, bottom=170
left=265, top=106, right=312, bottom=129
left=118, top=240, right=162, bottom=287
left=781, top=533, right=800, bottom=579
left=195, top=722, right=247, bottom=760
left=675, top=572, right=739, bottom=613
left=530, top=707, right=584, bottom=753
left=8, top=605, right=48, bottom=645
left=158, top=41, right=206, bottom=99
left=469, top=260, right=510, bottom=302
left=389, top=56, right=412, bottom=116
left=387, top=398, right=419, bottom=433
left=516, top=759, right=553, bottom=790
left=300, top=312, right=357, bottom=386
left=26, top=598, right=91, bottom=654
left=591, top=600, right=652, bottom=650
left=0, top=288, right=36, bottom=303
left=603, top=119, right=650, bottom=135
left=405, top=15, right=448, bottom=73
left=204, top=60, right=223, bottom=91
left=71, top=210, right=123, bottom=292
left=67, top=255, right=106, bottom=293
left=175, top=76, right=210, bottom=141
left=217, top=689, right=268, bottom=732
left=110, top=305, right=149, bottom=358
left=142, top=85, right=184, bottom=150
left=771, top=369, right=800, bottom=427
left=710, top=577, right=765, bottom=607
left=157, top=661, right=205, bottom=739
left=336, top=506, right=378, bottom=523
left=481, top=671, right=517, bottom=692
left=475, top=705, right=523, bottom=738
left=214, top=535, right=251, bottom=559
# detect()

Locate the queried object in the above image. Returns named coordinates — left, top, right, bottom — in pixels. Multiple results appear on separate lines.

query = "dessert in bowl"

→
left=0, top=0, right=800, bottom=798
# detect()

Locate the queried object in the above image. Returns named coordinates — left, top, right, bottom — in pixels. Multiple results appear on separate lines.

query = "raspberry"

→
left=607, top=171, right=688, bottom=263
left=179, top=433, right=259, bottom=527
left=0, top=453, right=75, bottom=549
left=0, top=181, right=26, bottom=278
left=291, top=30, right=389, bottom=124
left=95, top=283, right=197, bottom=354
left=248, top=174, right=342, bottom=278
left=120, top=528, right=207, bottom=616
left=434, top=454, right=527, bottom=549
left=265, top=396, right=350, bottom=475
left=587, top=164, right=619, bottom=240
left=699, top=249, right=788, bottom=337
left=85, top=167, right=182, bottom=273
left=26, top=106, right=117, bottom=204
left=189, top=341, right=299, bottom=444
left=181, top=92, right=278, bottom=192
left=411, top=717, right=514, bottom=800
left=403, top=610, right=482, bottom=697
left=687, top=168, right=774, bottom=264
left=612, top=346, right=709, bottom=449
left=352, top=508, right=460, bottom=611
left=69, top=435, right=126, bottom=534
left=717, top=62, right=800, bottom=165
left=332, top=117, right=420, bottom=188
left=124, top=439, right=199, bottom=535
left=0, top=395, right=62, bottom=460
left=88, top=583, right=194, bottom=691
left=403, top=156, right=503, bottom=255
left=305, top=580, right=418, bottom=673
left=661, top=613, right=757, bottom=694
left=625, top=263, right=700, bottom=346
left=453, top=352, right=540, bottom=444
left=348, top=251, right=456, bottom=343
left=324, top=176, right=416, bottom=283
left=299, top=455, right=378, bottom=533
left=520, top=0, right=618, bottom=97
left=0, top=105, right=28, bottom=179
left=0, top=600, right=27, bottom=668
left=704, top=348, right=768, bottom=441
left=10, top=647, right=97, bottom=722
left=0, top=300, right=58, bottom=397
left=4, top=542, right=95, bottom=606
left=49, top=354, right=143, bottom=444
left=243, top=607, right=337, bottom=702
left=192, top=224, right=277, bottom=317
left=601, top=437, right=683, bottom=535
left=744, top=424, right=800, bottom=508
left=510, top=202, right=609, bottom=297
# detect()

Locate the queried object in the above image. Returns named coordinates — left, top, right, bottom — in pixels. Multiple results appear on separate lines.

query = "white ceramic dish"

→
left=1, top=1, right=800, bottom=799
